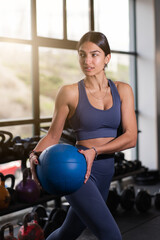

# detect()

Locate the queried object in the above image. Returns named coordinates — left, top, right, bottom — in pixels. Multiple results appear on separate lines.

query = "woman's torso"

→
left=67, top=79, right=121, bottom=148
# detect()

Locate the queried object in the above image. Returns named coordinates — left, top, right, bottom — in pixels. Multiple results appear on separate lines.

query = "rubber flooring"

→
left=76, top=208, right=160, bottom=240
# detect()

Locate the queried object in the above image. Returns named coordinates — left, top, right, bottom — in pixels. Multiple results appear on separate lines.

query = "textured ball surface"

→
left=36, top=144, right=87, bottom=196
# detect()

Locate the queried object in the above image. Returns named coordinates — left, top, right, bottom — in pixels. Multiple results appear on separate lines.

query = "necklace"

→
left=86, top=87, right=107, bottom=100
left=84, top=79, right=109, bottom=100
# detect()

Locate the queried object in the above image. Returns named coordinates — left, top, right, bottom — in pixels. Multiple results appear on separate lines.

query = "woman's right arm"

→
left=29, top=85, right=71, bottom=185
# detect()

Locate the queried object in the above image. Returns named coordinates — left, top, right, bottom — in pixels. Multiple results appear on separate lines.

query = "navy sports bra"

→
left=69, top=79, right=121, bottom=141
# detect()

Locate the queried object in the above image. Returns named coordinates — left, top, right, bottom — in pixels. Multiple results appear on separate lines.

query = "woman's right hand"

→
left=29, top=152, right=41, bottom=188
left=78, top=148, right=96, bottom=184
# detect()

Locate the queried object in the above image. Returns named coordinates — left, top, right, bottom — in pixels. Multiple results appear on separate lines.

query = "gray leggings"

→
left=46, top=145, right=122, bottom=240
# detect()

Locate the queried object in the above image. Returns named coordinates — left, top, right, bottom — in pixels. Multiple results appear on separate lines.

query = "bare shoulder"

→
left=114, top=81, right=134, bottom=100
left=114, top=80, right=132, bottom=91
left=60, top=82, right=78, bottom=93
left=56, top=82, right=78, bottom=104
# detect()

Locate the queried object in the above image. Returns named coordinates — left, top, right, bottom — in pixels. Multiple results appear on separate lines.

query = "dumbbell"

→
left=114, top=158, right=142, bottom=176
left=120, top=186, right=136, bottom=211
left=132, top=159, right=142, bottom=170
left=154, top=192, right=160, bottom=210
left=106, top=186, right=137, bottom=213
left=106, top=187, right=120, bottom=213
left=121, top=187, right=152, bottom=212
left=22, top=136, right=41, bottom=155
left=107, top=186, right=153, bottom=213
left=120, top=186, right=160, bottom=212
left=10, top=135, right=41, bottom=159
left=114, top=152, right=142, bottom=171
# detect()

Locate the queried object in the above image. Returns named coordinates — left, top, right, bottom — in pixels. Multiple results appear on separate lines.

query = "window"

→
left=0, top=0, right=137, bottom=159
left=0, top=43, right=32, bottom=120
left=106, top=54, right=136, bottom=99
left=66, top=0, right=90, bottom=40
left=0, top=125, right=33, bottom=139
left=0, top=0, right=31, bottom=39
left=94, top=0, right=130, bottom=51
left=37, top=0, right=63, bottom=39
left=39, top=47, right=83, bottom=117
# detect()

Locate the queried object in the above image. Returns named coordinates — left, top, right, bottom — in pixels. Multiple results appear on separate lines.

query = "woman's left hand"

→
left=78, top=148, right=96, bottom=183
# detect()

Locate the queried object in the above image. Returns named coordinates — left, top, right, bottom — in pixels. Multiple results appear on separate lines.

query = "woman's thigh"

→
left=66, top=173, right=121, bottom=240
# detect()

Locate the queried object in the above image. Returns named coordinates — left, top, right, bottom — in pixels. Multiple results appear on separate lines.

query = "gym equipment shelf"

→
left=0, top=194, right=61, bottom=217
left=0, top=167, right=146, bottom=217
left=113, top=167, right=146, bottom=181
left=112, top=167, right=146, bottom=191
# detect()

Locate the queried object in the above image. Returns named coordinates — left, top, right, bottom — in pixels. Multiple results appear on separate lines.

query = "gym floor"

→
left=77, top=178, right=160, bottom=240
left=1, top=177, right=160, bottom=240
left=76, top=179, right=160, bottom=240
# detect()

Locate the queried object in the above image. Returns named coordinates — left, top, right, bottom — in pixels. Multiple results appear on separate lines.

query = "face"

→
left=78, top=41, right=110, bottom=77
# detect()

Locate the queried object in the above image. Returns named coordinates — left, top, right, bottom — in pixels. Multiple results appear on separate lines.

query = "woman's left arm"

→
left=96, top=82, right=138, bottom=155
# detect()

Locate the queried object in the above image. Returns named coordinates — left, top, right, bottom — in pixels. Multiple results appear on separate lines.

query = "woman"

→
left=30, top=31, right=137, bottom=240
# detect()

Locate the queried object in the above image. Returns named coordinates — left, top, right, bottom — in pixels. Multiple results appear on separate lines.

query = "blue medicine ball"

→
left=36, top=144, right=87, bottom=196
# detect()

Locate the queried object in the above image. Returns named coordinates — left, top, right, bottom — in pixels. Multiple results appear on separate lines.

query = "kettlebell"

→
left=0, top=223, right=17, bottom=240
left=0, top=132, right=5, bottom=157
left=5, top=174, right=17, bottom=204
left=18, top=212, right=45, bottom=240
left=16, top=168, right=40, bottom=204
left=0, top=130, right=13, bottom=158
left=0, top=172, right=11, bottom=210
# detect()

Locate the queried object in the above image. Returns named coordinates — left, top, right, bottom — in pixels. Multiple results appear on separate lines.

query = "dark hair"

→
left=77, top=31, right=111, bottom=56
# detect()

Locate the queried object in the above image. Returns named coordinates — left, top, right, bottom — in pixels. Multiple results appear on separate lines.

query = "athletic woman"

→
left=29, top=31, right=137, bottom=240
